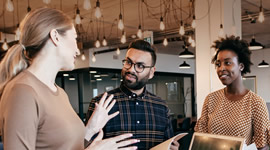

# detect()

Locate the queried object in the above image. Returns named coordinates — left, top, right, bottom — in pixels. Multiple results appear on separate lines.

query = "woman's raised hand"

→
left=86, top=92, right=119, bottom=135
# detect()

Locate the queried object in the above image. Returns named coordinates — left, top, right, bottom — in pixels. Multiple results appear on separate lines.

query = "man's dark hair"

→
left=128, top=40, right=157, bottom=66
left=211, top=35, right=253, bottom=75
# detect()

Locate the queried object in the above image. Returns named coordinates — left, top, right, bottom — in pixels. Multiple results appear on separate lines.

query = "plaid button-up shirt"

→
left=85, top=83, right=174, bottom=150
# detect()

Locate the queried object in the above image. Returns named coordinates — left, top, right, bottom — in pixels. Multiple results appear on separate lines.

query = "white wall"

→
left=247, top=48, right=270, bottom=102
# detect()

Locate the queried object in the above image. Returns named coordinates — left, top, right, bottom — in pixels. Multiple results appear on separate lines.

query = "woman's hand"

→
left=85, top=92, right=119, bottom=138
left=85, top=130, right=139, bottom=150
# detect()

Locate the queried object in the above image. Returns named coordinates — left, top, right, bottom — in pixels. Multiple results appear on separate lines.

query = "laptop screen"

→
left=189, top=132, right=245, bottom=150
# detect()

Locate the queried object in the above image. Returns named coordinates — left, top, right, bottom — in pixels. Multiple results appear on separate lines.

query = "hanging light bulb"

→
left=191, top=15, right=196, bottom=28
left=43, top=0, right=51, bottom=4
left=120, top=31, right=126, bottom=44
left=160, top=17, right=165, bottom=31
left=15, top=24, right=20, bottom=41
left=188, top=36, right=193, bottom=44
left=137, top=25, right=143, bottom=39
left=75, top=8, right=81, bottom=24
left=219, top=24, right=224, bottom=38
left=118, top=14, right=124, bottom=30
left=191, top=40, right=196, bottom=47
left=6, top=0, right=14, bottom=12
left=102, top=36, right=107, bottom=46
left=116, top=47, right=120, bottom=55
left=83, top=0, right=91, bottom=10
left=163, top=37, right=168, bottom=46
left=2, top=39, right=9, bottom=51
left=258, top=8, right=265, bottom=23
left=95, top=39, right=101, bottom=48
left=95, top=0, right=102, bottom=19
left=81, top=52, right=86, bottom=61
left=92, top=53, right=96, bottom=62
left=258, top=0, right=265, bottom=23
left=179, top=21, right=185, bottom=36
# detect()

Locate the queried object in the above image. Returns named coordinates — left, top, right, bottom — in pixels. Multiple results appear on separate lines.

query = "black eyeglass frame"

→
left=122, top=59, right=153, bottom=73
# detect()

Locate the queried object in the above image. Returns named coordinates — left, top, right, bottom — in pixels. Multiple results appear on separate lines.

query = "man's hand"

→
left=170, top=140, right=180, bottom=150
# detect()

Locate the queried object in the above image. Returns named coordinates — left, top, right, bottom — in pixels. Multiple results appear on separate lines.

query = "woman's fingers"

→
left=106, top=99, right=116, bottom=112
left=118, top=146, right=138, bottom=150
left=104, top=94, right=114, bottom=108
left=110, top=134, right=139, bottom=150
left=116, top=139, right=140, bottom=148
left=111, top=133, right=133, bottom=142
left=99, top=92, right=108, bottom=106
left=108, top=111, right=119, bottom=120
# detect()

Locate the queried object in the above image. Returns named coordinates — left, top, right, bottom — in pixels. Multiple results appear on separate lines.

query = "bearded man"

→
left=85, top=40, right=179, bottom=150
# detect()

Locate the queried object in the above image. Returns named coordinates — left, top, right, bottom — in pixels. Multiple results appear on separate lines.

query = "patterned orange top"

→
left=195, top=88, right=270, bottom=148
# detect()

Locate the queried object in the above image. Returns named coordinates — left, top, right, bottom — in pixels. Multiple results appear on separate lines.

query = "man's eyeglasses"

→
left=122, top=59, right=153, bottom=73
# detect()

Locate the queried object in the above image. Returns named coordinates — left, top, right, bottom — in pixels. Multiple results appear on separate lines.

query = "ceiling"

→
left=0, top=0, right=269, bottom=56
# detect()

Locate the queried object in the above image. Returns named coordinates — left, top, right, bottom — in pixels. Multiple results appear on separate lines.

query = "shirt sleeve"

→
left=194, top=95, right=210, bottom=133
left=252, top=96, right=270, bottom=148
left=2, top=84, right=39, bottom=150
left=164, top=108, right=174, bottom=140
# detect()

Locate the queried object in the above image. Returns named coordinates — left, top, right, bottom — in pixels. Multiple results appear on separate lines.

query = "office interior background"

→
left=0, top=0, right=270, bottom=135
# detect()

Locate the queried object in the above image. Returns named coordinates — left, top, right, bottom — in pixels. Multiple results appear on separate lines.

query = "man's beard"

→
left=122, top=71, right=149, bottom=90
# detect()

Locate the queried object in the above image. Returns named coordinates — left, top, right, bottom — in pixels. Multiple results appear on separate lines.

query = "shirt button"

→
left=136, top=102, right=139, bottom=105
left=137, top=121, right=140, bottom=124
left=132, top=93, right=136, bottom=98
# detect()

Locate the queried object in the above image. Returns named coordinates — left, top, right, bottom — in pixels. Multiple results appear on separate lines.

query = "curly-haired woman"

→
left=195, top=36, right=270, bottom=150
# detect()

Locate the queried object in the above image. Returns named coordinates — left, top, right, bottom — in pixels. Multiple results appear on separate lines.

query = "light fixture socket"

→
left=27, top=6, right=31, bottom=12
left=119, top=13, right=122, bottom=19
left=160, top=16, right=163, bottom=22
left=76, top=8, right=80, bottom=14
left=96, top=0, right=100, bottom=7
left=220, top=24, right=223, bottom=28
left=260, top=6, right=263, bottom=12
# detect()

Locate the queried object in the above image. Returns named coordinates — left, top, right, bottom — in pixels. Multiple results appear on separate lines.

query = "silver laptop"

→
left=189, top=132, right=245, bottom=150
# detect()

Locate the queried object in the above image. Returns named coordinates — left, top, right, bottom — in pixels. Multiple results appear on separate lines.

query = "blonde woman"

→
left=0, top=8, right=138, bottom=150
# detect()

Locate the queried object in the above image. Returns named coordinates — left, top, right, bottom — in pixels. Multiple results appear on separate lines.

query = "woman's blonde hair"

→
left=0, top=7, right=73, bottom=96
